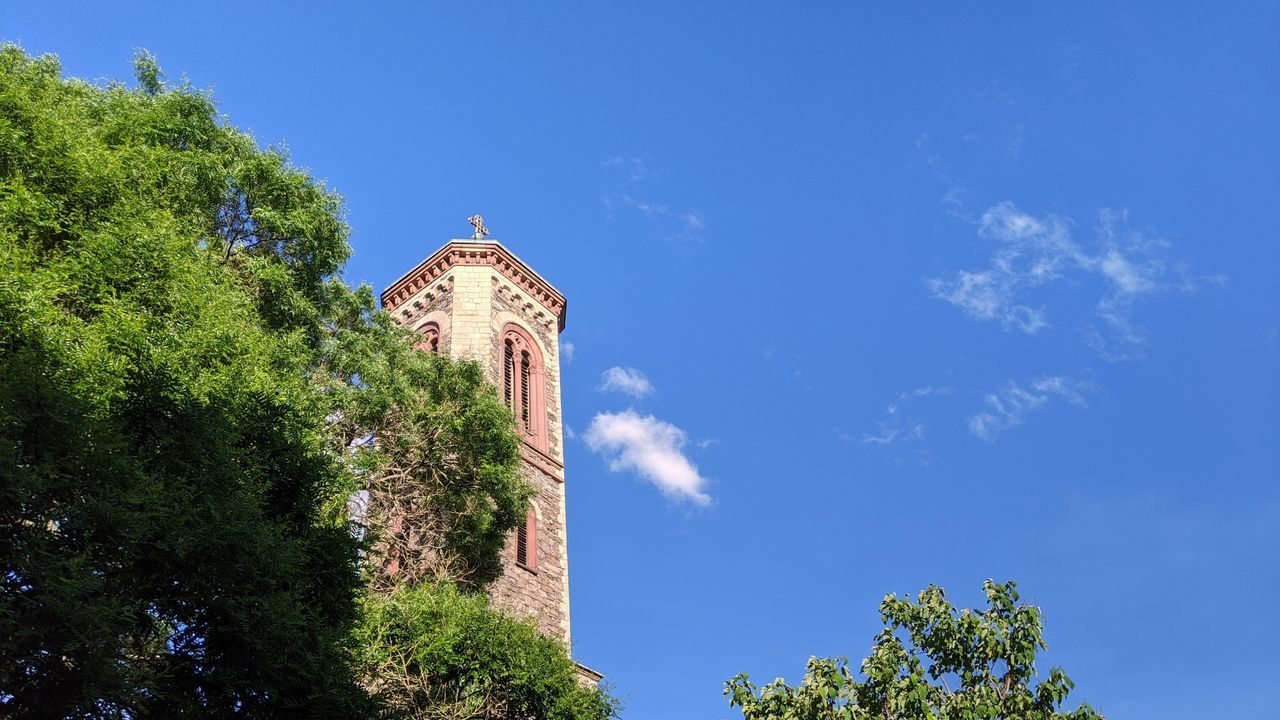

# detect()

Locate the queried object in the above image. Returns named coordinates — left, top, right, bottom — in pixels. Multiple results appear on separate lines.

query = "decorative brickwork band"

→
left=381, top=241, right=567, bottom=331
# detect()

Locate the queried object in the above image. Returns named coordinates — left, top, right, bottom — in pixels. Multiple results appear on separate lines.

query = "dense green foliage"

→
left=0, top=45, right=613, bottom=719
left=0, top=44, right=367, bottom=716
left=726, top=581, right=1103, bottom=720
left=318, top=285, right=531, bottom=591
left=356, top=584, right=618, bottom=720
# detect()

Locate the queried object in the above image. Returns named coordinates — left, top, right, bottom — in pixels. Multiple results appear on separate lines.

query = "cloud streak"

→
left=968, top=375, right=1092, bottom=441
left=584, top=410, right=711, bottom=505
left=601, top=156, right=650, bottom=185
left=855, top=385, right=952, bottom=467
left=598, top=366, right=654, bottom=398
left=602, top=155, right=706, bottom=241
left=861, top=385, right=953, bottom=446
left=929, top=202, right=1208, bottom=358
left=861, top=401, right=927, bottom=446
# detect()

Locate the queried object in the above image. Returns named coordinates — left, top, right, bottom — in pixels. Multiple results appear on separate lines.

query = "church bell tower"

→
left=380, top=217, right=587, bottom=668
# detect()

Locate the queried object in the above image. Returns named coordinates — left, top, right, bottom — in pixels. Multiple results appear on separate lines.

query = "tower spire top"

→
left=467, top=214, right=489, bottom=240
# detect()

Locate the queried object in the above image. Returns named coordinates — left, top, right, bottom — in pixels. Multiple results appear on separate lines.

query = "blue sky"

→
left=6, top=2, right=1278, bottom=717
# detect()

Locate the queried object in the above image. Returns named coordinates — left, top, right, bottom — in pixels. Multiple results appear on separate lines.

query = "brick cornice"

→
left=521, top=439, right=564, bottom=481
left=574, top=661, right=604, bottom=685
left=381, top=241, right=567, bottom=331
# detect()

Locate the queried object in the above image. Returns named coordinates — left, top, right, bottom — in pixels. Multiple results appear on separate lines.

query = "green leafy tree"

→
left=726, top=581, right=1103, bottom=720
left=0, top=44, right=616, bottom=719
left=354, top=583, right=619, bottom=720
left=0, top=44, right=369, bottom=716
left=315, top=284, right=530, bottom=591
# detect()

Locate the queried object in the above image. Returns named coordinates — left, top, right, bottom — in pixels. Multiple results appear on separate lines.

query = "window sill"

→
left=515, top=561, right=537, bottom=575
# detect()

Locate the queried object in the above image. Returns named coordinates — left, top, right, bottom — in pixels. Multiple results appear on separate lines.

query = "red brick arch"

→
left=414, top=320, right=440, bottom=353
left=501, top=322, right=546, bottom=451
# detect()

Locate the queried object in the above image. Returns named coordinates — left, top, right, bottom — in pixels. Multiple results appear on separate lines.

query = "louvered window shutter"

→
left=516, top=522, right=528, bottom=566
left=503, top=341, right=514, bottom=410
left=520, top=352, right=531, bottom=431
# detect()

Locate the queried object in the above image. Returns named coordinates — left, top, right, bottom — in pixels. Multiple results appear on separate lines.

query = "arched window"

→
left=515, top=509, right=537, bottom=571
left=415, top=322, right=440, bottom=353
left=501, top=324, right=544, bottom=448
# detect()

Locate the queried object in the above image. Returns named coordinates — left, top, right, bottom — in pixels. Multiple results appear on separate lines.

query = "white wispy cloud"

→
left=680, top=211, right=706, bottom=232
left=622, top=194, right=667, bottom=216
left=618, top=195, right=706, bottom=240
left=978, top=80, right=1017, bottom=107
left=602, top=155, right=706, bottom=241
left=559, top=340, right=575, bottom=364
left=861, top=405, right=926, bottom=446
left=791, top=368, right=812, bottom=391
left=898, top=385, right=952, bottom=400
left=912, top=132, right=977, bottom=221
left=968, top=375, right=1092, bottom=441
left=1085, top=208, right=1178, bottom=359
left=859, top=386, right=950, bottom=451
left=930, top=202, right=1209, bottom=358
left=598, top=366, right=654, bottom=398
left=1006, top=123, right=1027, bottom=158
left=927, top=202, right=1078, bottom=334
left=601, top=156, right=650, bottom=185
left=584, top=410, right=711, bottom=506
left=941, top=183, right=968, bottom=218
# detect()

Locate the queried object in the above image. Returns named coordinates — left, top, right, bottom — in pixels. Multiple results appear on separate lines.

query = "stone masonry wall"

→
left=447, top=264, right=499, bottom=364
left=486, top=461, right=569, bottom=642
left=489, top=275, right=564, bottom=462
left=485, top=273, right=571, bottom=645
left=393, top=274, right=453, bottom=349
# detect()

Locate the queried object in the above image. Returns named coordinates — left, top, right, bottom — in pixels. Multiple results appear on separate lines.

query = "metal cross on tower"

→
left=467, top=214, right=489, bottom=240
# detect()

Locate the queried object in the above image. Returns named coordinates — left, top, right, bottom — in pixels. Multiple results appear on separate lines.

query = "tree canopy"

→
left=0, top=45, right=614, bottom=719
left=356, top=583, right=618, bottom=720
left=726, top=581, right=1103, bottom=720
left=317, top=285, right=532, bottom=592
left=0, top=44, right=369, bottom=715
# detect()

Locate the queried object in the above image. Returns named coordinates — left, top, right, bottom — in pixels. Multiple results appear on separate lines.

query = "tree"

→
left=0, top=44, right=370, bottom=715
left=315, top=284, right=531, bottom=592
left=355, top=583, right=619, bottom=720
left=726, top=580, right=1103, bottom=720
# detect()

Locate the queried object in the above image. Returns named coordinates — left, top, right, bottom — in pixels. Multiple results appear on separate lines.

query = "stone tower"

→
left=380, top=232, right=589, bottom=671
